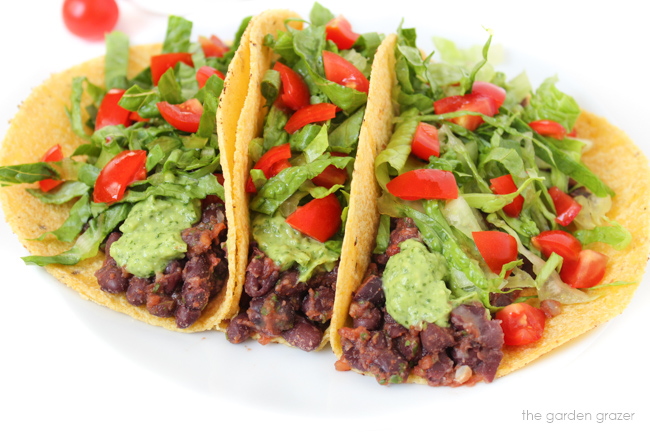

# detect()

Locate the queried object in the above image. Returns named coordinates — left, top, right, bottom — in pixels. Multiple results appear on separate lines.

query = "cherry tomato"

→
left=285, top=194, right=342, bottom=243
left=245, top=144, right=292, bottom=193
left=322, top=50, right=369, bottom=94
left=560, top=249, right=608, bottom=289
left=529, top=120, right=567, bottom=140
left=95, top=88, right=133, bottom=131
left=93, top=150, right=147, bottom=203
left=434, top=93, right=498, bottom=131
left=325, top=15, right=359, bottom=50
left=472, top=230, right=518, bottom=276
left=199, top=35, right=229, bottom=58
left=531, top=230, right=582, bottom=266
left=273, top=62, right=311, bottom=112
left=62, top=0, right=119, bottom=41
left=496, top=303, right=546, bottom=346
left=196, top=65, right=225, bottom=88
left=548, top=186, right=582, bottom=226
left=411, top=122, right=440, bottom=161
left=386, top=169, right=458, bottom=201
left=284, top=103, right=338, bottom=134
left=489, top=174, right=524, bottom=218
left=157, top=99, right=204, bottom=133
left=151, top=53, right=194, bottom=85
left=471, top=81, right=506, bottom=109
left=39, top=145, right=64, bottom=192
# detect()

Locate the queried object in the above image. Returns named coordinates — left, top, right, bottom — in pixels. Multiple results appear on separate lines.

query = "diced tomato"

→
left=410, top=122, right=440, bottom=161
left=560, top=249, right=608, bottom=289
left=386, top=169, right=458, bottom=201
left=95, top=88, right=133, bottom=131
left=150, top=52, right=194, bottom=85
left=322, top=50, right=369, bottom=94
left=312, top=166, right=347, bottom=188
left=129, top=111, right=148, bottom=123
left=325, top=15, right=360, bottom=50
left=548, top=186, right=582, bottom=226
left=273, top=62, right=311, bottom=111
left=157, top=99, right=203, bottom=133
left=529, top=120, right=567, bottom=140
left=472, top=230, right=518, bottom=276
left=196, top=65, right=225, bottom=88
left=284, top=103, right=338, bottom=134
left=433, top=94, right=464, bottom=113
left=471, top=81, right=506, bottom=109
left=268, top=159, right=292, bottom=177
left=93, top=150, right=147, bottom=203
left=531, top=230, right=582, bottom=266
left=245, top=144, right=292, bottom=193
left=489, top=174, right=524, bottom=218
left=311, top=152, right=348, bottom=189
left=39, top=144, right=64, bottom=192
left=199, top=35, right=229, bottom=58
left=285, top=194, right=342, bottom=242
left=568, top=128, right=578, bottom=138
left=434, top=93, right=498, bottom=131
left=496, top=303, right=546, bottom=346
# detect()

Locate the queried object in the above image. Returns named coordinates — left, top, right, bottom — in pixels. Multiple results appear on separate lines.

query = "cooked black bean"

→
left=281, top=315, right=323, bottom=352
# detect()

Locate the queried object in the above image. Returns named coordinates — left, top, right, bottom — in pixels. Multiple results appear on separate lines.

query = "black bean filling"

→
left=95, top=201, right=229, bottom=329
left=338, top=217, right=505, bottom=386
left=226, top=247, right=338, bottom=352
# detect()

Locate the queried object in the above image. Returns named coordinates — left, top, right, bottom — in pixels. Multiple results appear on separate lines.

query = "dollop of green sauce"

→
left=251, top=212, right=339, bottom=282
left=110, top=196, right=200, bottom=278
left=383, top=239, right=452, bottom=328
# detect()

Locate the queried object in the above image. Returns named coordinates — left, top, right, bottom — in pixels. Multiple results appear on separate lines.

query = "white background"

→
left=1, top=1, right=649, bottom=432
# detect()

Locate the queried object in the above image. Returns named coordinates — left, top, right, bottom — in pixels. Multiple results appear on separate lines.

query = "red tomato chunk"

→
left=496, top=303, right=546, bottom=346
left=93, top=150, right=147, bottom=203
left=286, top=194, right=342, bottom=242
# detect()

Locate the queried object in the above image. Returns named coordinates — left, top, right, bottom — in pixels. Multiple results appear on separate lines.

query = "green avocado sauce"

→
left=251, top=212, right=339, bottom=282
left=110, top=196, right=200, bottom=278
left=383, top=239, right=452, bottom=328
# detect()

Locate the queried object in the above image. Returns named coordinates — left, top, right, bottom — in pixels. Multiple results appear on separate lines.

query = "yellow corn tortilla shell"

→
left=329, top=34, right=398, bottom=353
left=0, top=39, right=248, bottom=332
left=330, top=34, right=650, bottom=383
left=217, top=9, right=316, bottom=348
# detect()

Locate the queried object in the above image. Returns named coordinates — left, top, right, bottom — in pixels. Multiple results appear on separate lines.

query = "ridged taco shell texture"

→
left=497, top=111, right=650, bottom=377
left=330, top=34, right=650, bottom=383
left=0, top=39, right=248, bottom=332
left=216, top=9, right=303, bottom=344
left=330, top=33, right=398, bottom=356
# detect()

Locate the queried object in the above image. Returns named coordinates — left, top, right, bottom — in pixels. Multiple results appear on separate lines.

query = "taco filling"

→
left=335, top=26, right=637, bottom=385
left=0, top=15, right=250, bottom=329
left=226, top=4, right=384, bottom=351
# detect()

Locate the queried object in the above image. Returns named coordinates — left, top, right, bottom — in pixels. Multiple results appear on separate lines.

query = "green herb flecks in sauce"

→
left=251, top=212, right=339, bottom=282
left=382, top=239, right=452, bottom=328
left=110, top=196, right=200, bottom=277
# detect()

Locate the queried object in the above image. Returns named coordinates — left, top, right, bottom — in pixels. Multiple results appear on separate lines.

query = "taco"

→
left=0, top=15, right=253, bottom=332
left=221, top=4, right=388, bottom=351
left=330, top=28, right=650, bottom=385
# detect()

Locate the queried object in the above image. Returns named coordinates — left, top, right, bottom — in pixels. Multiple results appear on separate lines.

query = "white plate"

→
left=2, top=1, right=649, bottom=432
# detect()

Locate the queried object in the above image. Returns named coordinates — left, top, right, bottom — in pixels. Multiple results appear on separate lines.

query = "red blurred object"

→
left=62, top=0, right=119, bottom=41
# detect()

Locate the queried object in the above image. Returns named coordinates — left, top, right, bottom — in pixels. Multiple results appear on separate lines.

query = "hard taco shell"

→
left=330, top=34, right=650, bottom=383
left=0, top=35, right=249, bottom=332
